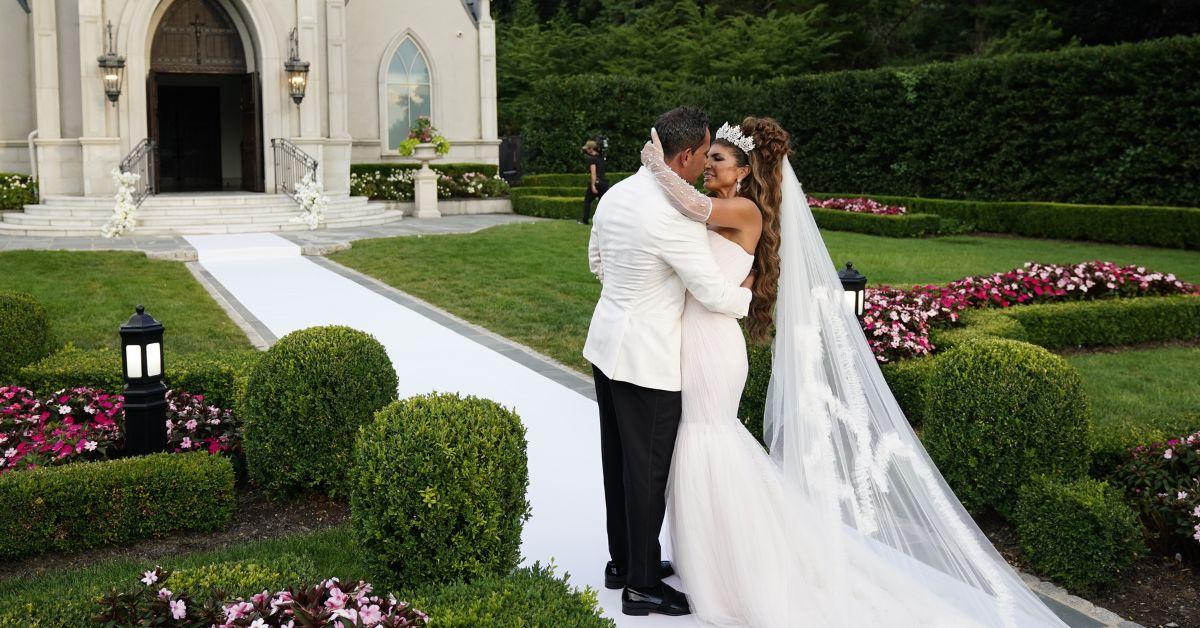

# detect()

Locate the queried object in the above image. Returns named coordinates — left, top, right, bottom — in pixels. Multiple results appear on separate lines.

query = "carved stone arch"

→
left=151, top=0, right=247, bottom=74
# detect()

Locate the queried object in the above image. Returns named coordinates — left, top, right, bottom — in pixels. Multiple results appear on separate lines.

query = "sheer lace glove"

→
left=641, top=128, right=712, bottom=223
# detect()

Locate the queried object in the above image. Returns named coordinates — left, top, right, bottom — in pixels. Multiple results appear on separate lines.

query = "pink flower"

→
left=1193, top=506, right=1200, bottom=518
left=185, top=419, right=198, bottom=431
left=325, top=586, right=349, bottom=611
left=158, top=588, right=173, bottom=599
left=181, top=437, right=192, bottom=449
left=224, top=601, right=254, bottom=621
left=170, top=599, right=186, bottom=620
left=359, top=604, right=383, bottom=624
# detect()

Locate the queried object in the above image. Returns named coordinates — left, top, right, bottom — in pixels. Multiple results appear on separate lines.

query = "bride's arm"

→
left=640, top=129, right=760, bottom=230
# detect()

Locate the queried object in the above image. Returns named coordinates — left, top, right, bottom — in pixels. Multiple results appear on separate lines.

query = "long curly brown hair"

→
left=714, top=116, right=790, bottom=344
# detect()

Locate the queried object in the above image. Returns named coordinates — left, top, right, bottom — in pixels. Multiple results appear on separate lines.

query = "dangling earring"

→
left=735, top=178, right=743, bottom=195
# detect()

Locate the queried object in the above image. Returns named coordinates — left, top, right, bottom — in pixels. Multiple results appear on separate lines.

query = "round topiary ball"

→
left=243, top=325, right=397, bottom=497
left=923, top=337, right=1090, bottom=517
left=351, top=392, right=530, bottom=591
left=0, top=291, right=50, bottom=382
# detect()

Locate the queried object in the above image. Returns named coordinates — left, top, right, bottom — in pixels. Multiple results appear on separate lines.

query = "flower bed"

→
left=807, top=196, right=906, bottom=215
left=97, top=567, right=428, bottom=627
left=0, top=385, right=241, bottom=475
left=350, top=167, right=509, bottom=202
left=863, top=261, right=1197, bottom=363
left=0, top=172, right=37, bottom=210
left=1114, top=430, right=1200, bottom=556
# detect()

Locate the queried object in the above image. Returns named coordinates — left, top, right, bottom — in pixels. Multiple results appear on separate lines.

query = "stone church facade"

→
left=0, top=0, right=498, bottom=198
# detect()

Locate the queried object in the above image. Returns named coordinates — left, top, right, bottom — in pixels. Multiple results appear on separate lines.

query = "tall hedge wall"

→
left=523, top=37, right=1200, bottom=207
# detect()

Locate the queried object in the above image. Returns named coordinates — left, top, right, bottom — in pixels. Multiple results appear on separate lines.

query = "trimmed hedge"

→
left=242, top=326, right=397, bottom=498
left=931, top=296, right=1200, bottom=352
left=811, top=192, right=1200, bottom=250
left=164, top=556, right=314, bottom=597
left=512, top=195, right=583, bottom=220
left=352, top=393, right=530, bottom=591
left=0, top=291, right=50, bottom=382
left=15, top=345, right=261, bottom=410
left=509, top=186, right=587, bottom=199
left=1015, top=475, right=1145, bottom=591
left=0, top=452, right=235, bottom=560
left=521, top=173, right=632, bottom=187
left=923, top=338, right=1091, bottom=517
left=350, top=162, right=498, bottom=179
left=524, top=37, right=1200, bottom=207
left=410, top=564, right=612, bottom=627
left=810, top=207, right=956, bottom=238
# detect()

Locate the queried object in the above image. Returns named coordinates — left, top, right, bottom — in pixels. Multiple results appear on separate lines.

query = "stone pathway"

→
left=0, top=214, right=538, bottom=260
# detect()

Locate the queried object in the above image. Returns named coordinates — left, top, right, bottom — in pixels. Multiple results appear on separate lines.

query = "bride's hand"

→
left=641, top=128, right=665, bottom=167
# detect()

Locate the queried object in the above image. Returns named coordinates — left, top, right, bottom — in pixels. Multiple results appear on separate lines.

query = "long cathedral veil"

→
left=765, top=160, right=1066, bottom=627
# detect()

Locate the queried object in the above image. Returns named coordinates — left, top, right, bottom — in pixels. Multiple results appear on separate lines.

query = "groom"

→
left=584, top=106, right=753, bottom=617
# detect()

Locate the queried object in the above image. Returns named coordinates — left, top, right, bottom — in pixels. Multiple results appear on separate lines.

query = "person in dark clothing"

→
left=580, top=139, right=609, bottom=224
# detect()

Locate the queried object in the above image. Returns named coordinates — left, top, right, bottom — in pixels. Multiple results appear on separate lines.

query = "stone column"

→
left=30, top=0, right=80, bottom=196
left=77, top=0, right=120, bottom=196
left=290, top=0, right=326, bottom=191
left=322, top=0, right=351, bottom=195
left=477, top=0, right=498, bottom=142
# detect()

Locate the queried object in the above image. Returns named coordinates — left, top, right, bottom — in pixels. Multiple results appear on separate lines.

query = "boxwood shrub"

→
left=923, top=338, right=1091, bottom=517
left=352, top=393, right=530, bottom=590
left=242, top=325, right=397, bottom=498
left=810, top=193, right=1200, bottom=250
left=410, top=563, right=611, bottom=627
left=0, top=291, right=50, bottom=382
left=810, top=207, right=957, bottom=238
left=1014, top=475, right=1145, bottom=591
left=512, top=195, right=582, bottom=220
left=0, top=452, right=235, bottom=560
left=15, top=345, right=260, bottom=410
left=1092, top=413, right=1200, bottom=480
left=509, top=186, right=585, bottom=199
left=520, top=173, right=632, bottom=187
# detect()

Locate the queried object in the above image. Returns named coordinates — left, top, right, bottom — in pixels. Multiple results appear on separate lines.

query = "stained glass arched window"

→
left=386, top=38, right=432, bottom=151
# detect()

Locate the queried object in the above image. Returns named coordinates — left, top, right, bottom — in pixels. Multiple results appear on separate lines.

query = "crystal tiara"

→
left=715, top=122, right=755, bottom=154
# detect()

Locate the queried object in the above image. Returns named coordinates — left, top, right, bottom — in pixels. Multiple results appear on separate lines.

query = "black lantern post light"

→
left=120, top=305, right=168, bottom=455
left=838, top=262, right=868, bottom=318
left=284, top=28, right=310, bottom=106
left=97, top=21, right=125, bottom=105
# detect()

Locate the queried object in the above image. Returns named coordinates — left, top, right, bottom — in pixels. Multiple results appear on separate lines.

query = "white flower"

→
left=250, top=620, right=268, bottom=628
left=58, top=405, right=71, bottom=415
left=1165, top=449, right=1174, bottom=460
left=169, top=599, right=186, bottom=620
left=84, top=440, right=97, bottom=451
left=141, top=570, right=158, bottom=586
left=1179, top=491, right=1189, bottom=500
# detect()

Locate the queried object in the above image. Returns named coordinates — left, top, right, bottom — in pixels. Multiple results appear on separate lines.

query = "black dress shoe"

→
left=622, top=582, right=691, bottom=617
left=604, top=561, right=675, bottom=589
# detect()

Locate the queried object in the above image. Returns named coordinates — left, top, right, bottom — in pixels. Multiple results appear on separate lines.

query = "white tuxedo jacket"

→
left=583, top=167, right=753, bottom=392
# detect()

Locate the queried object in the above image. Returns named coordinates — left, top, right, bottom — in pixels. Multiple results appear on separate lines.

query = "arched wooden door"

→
left=149, top=0, right=262, bottom=192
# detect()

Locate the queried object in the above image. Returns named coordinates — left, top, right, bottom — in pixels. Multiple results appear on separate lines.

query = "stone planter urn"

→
left=412, top=143, right=441, bottom=219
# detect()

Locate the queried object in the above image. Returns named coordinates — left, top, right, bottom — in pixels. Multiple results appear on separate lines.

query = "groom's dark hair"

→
left=654, top=106, right=710, bottom=159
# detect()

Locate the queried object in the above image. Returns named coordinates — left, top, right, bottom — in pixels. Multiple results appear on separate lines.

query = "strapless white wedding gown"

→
left=668, top=231, right=986, bottom=627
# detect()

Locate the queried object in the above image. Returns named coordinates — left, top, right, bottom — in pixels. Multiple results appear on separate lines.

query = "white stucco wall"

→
left=0, top=3, right=34, bottom=173
left=344, top=0, right=496, bottom=164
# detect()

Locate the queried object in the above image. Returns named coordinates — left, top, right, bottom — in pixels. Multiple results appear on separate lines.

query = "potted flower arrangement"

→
left=397, top=116, right=450, bottom=158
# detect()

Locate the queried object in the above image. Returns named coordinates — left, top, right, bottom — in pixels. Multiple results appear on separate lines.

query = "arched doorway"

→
left=148, top=0, right=262, bottom=192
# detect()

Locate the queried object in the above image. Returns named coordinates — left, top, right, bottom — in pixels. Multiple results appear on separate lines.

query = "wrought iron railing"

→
left=119, top=138, right=157, bottom=207
left=271, top=138, right=319, bottom=203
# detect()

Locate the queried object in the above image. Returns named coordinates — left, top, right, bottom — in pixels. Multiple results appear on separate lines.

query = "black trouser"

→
left=593, top=364, right=682, bottom=589
left=581, top=181, right=608, bottom=224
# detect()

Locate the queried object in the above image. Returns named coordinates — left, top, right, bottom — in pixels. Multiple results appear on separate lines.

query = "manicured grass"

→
left=1067, top=345, right=1200, bottom=438
left=0, top=250, right=253, bottom=355
left=331, top=221, right=598, bottom=372
left=331, top=220, right=1200, bottom=371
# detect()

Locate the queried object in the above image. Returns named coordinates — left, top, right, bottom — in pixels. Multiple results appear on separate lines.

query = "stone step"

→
left=5, top=204, right=381, bottom=227
left=23, top=198, right=369, bottom=217
left=37, top=193, right=361, bottom=209
left=0, top=210, right=403, bottom=237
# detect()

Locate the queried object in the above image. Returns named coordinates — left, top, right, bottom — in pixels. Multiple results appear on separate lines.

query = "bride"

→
left=639, top=118, right=1068, bottom=627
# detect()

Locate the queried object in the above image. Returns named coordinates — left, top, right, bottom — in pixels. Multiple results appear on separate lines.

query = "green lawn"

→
left=331, top=220, right=1200, bottom=372
left=0, top=250, right=253, bottom=355
left=1067, top=345, right=1200, bottom=440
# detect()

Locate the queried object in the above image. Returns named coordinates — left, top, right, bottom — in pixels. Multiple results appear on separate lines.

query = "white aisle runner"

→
left=186, top=233, right=691, bottom=627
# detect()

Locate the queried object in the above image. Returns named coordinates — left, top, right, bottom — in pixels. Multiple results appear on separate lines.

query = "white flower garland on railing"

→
left=101, top=168, right=141, bottom=238
left=290, top=173, right=328, bottom=230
